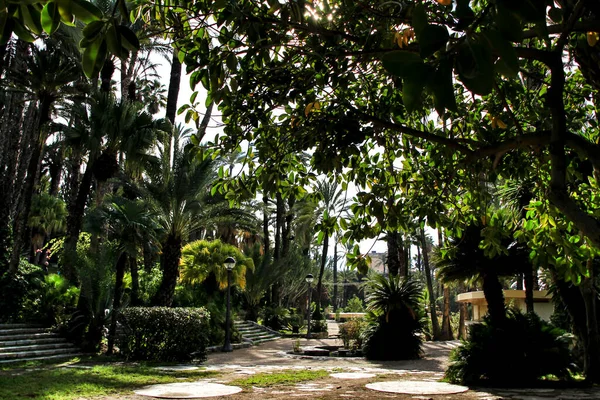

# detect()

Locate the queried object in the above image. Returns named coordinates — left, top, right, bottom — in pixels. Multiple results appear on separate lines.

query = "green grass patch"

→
left=0, top=363, right=218, bottom=400
left=229, top=369, right=329, bottom=388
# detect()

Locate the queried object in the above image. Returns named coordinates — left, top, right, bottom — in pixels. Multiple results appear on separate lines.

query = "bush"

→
left=0, top=260, right=45, bottom=322
left=445, top=310, right=575, bottom=386
left=362, top=275, right=425, bottom=360
left=344, top=295, right=365, bottom=313
left=261, top=305, right=289, bottom=331
left=339, top=318, right=367, bottom=349
left=118, top=307, right=210, bottom=362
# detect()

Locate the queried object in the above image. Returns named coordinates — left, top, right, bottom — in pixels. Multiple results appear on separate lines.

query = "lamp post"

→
left=305, top=274, right=314, bottom=339
left=222, top=256, right=236, bottom=352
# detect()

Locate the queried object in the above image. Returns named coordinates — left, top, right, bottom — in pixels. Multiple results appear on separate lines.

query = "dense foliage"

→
left=362, top=274, right=424, bottom=360
left=446, top=310, right=575, bottom=385
left=117, top=307, right=210, bottom=362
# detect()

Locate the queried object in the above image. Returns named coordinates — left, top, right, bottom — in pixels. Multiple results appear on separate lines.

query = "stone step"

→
left=236, top=327, right=264, bottom=334
left=0, top=346, right=78, bottom=360
left=0, top=337, right=67, bottom=347
left=0, top=353, right=85, bottom=364
left=0, top=332, right=60, bottom=342
left=0, top=343, right=75, bottom=353
left=0, top=328, right=49, bottom=336
left=244, top=333, right=279, bottom=341
left=0, top=324, right=42, bottom=330
left=252, top=337, right=280, bottom=345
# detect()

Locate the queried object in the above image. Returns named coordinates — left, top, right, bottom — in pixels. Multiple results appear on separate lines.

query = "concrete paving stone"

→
left=366, top=381, right=469, bottom=395
left=330, top=372, right=376, bottom=379
left=154, top=365, right=200, bottom=371
left=134, top=381, right=242, bottom=398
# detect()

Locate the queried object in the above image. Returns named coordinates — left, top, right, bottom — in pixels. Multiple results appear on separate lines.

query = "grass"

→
left=229, top=369, right=329, bottom=388
left=0, top=362, right=218, bottom=400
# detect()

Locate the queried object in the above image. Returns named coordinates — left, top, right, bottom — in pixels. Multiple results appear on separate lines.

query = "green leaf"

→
left=226, top=52, right=237, bottom=71
left=0, top=11, right=13, bottom=46
left=12, top=17, right=35, bottom=42
left=418, top=24, right=449, bottom=58
left=71, top=0, right=102, bottom=24
left=41, top=1, right=60, bottom=35
left=20, top=4, right=42, bottom=35
left=482, top=29, right=519, bottom=78
left=494, top=4, right=522, bottom=42
left=82, top=19, right=104, bottom=42
left=403, top=72, right=426, bottom=113
left=412, top=3, right=427, bottom=36
left=57, top=0, right=75, bottom=26
left=456, top=38, right=494, bottom=95
left=82, top=36, right=107, bottom=78
left=105, top=22, right=123, bottom=57
left=117, top=25, right=139, bottom=51
left=428, top=58, right=456, bottom=114
left=381, top=51, right=424, bottom=79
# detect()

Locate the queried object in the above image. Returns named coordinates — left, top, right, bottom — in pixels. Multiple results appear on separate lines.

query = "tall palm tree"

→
left=89, top=197, right=159, bottom=354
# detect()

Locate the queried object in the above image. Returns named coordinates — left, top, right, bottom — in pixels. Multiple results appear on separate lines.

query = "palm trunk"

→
left=481, top=271, right=506, bottom=326
left=315, top=233, right=329, bottom=317
left=107, top=252, right=127, bottom=354
left=458, top=282, right=467, bottom=339
left=524, top=265, right=535, bottom=313
left=333, top=238, right=338, bottom=311
left=165, top=49, right=182, bottom=124
left=153, top=234, right=182, bottom=307
left=262, top=196, right=270, bottom=255
left=386, top=230, right=401, bottom=276
left=581, top=259, right=600, bottom=383
left=421, top=229, right=441, bottom=339
left=130, top=256, right=140, bottom=306
left=440, top=285, right=453, bottom=340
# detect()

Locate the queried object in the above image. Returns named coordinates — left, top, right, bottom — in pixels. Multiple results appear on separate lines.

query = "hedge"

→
left=117, top=307, right=210, bottom=362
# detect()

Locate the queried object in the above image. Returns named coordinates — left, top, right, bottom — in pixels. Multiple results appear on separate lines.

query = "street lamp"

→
left=305, top=274, right=314, bottom=339
left=222, top=256, right=236, bottom=352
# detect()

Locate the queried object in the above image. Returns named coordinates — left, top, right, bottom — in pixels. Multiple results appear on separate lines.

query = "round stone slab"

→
left=366, top=381, right=469, bottom=395
left=331, top=372, right=376, bottom=379
left=135, top=382, right=242, bottom=398
left=154, top=365, right=200, bottom=371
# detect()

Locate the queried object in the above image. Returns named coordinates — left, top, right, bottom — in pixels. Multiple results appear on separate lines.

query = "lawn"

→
left=229, top=369, right=329, bottom=388
left=0, top=359, right=218, bottom=400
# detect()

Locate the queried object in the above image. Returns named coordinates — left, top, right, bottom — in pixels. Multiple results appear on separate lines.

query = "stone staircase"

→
left=0, top=324, right=83, bottom=364
left=234, top=320, right=280, bottom=345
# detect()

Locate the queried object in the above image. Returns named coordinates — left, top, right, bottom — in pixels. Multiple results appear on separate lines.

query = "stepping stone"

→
left=135, top=382, right=242, bottom=398
left=366, top=381, right=469, bottom=395
left=154, top=365, right=200, bottom=371
left=331, top=372, right=376, bottom=379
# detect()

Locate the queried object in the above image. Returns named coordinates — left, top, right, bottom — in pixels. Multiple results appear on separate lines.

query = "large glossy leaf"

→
left=12, top=18, right=36, bottom=42
left=20, top=4, right=42, bottom=35
left=412, top=3, right=427, bottom=36
left=0, top=11, right=14, bottom=46
left=118, top=25, right=140, bottom=51
left=71, top=0, right=102, bottom=24
left=381, top=51, right=424, bottom=79
left=482, top=29, right=519, bottom=78
left=418, top=24, right=449, bottom=58
left=82, top=36, right=107, bottom=78
left=41, top=1, right=60, bottom=35
left=427, top=58, right=456, bottom=114
left=456, top=38, right=494, bottom=95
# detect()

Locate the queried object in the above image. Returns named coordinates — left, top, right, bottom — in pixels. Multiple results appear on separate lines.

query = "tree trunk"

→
left=581, top=259, right=600, bottom=383
left=152, top=234, right=182, bottom=307
left=481, top=271, right=506, bottom=326
left=333, top=238, right=338, bottom=311
left=386, top=230, right=401, bottom=276
left=523, top=265, right=535, bottom=314
left=63, top=165, right=94, bottom=283
left=165, top=49, right=182, bottom=124
left=9, top=95, right=51, bottom=273
left=107, top=252, right=127, bottom=354
left=130, top=256, right=140, bottom=306
left=421, top=229, right=441, bottom=339
left=262, top=196, right=270, bottom=255
left=458, top=282, right=467, bottom=339
left=315, top=233, right=329, bottom=317
left=282, top=194, right=295, bottom=257
left=440, top=285, right=453, bottom=340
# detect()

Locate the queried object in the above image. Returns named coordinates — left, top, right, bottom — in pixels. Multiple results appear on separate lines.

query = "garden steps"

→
left=0, top=324, right=82, bottom=364
left=234, top=320, right=280, bottom=345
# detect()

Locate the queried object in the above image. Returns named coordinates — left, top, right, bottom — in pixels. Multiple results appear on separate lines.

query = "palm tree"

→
left=363, top=274, right=424, bottom=360
left=179, top=239, right=253, bottom=289
left=436, top=222, right=530, bottom=326
left=89, top=197, right=159, bottom=354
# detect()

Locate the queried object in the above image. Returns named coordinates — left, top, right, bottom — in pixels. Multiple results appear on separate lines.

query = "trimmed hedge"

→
left=117, top=307, right=210, bottom=362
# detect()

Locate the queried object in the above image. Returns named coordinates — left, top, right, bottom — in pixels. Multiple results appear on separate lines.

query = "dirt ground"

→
left=87, top=338, right=600, bottom=399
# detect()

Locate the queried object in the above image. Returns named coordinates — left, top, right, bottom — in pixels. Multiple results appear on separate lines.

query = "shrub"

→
left=344, top=295, right=365, bottom=313
left=310, top=318, right=328, bottom=333
left=362, top=275, right=425, bottom=360
left=118, top=307, right=210, bottom=362
left=0, top=260, right=45, bottom=322
left=445, top=310, right=575, bottom=386
left=339, top=318, right=367, bottom=349
left=286, top=309, right=306, bottom=333
left=261, top=305, right=289, bottom=331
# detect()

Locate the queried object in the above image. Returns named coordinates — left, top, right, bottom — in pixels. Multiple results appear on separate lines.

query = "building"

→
left=457, top=290, right=554, bottom=322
